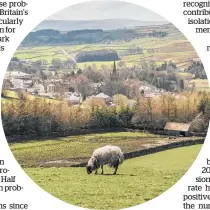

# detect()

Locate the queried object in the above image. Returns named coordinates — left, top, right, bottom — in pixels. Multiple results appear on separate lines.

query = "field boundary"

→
left=71, top=138, right=204, bottom=167
left=5, top=128, right=162, bottom=143
left=5, top=128, right=206, bottom=143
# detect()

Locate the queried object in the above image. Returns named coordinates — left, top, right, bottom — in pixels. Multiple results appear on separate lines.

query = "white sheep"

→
left=86, top=145, right=124, bottom=175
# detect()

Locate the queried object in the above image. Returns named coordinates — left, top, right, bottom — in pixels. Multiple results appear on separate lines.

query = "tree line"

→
left=76, top=50, right=119, bottom=62
left=2, top=91, right=209, bottom=139
left=22, top=29, right=168, bottom=46
left=185, top=61, right=207, bottom=79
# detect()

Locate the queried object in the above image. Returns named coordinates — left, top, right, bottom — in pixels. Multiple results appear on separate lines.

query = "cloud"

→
left=48, top=1, right=166, bottom=21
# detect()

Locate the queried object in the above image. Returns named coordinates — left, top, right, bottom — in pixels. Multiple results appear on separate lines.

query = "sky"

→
left=47, top=1, right=167, bottom=21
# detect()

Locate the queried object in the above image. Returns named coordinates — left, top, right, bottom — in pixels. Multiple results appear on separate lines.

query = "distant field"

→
left=14, top=31, right=199, bottom=70
left=2, top=90, right=19, bottom=99
left=191, top=79, right=210, bottom=92
left=1, top=90, right=66, bottom=107
left=1, top=90, right=19, bottom=105
left=177, top=72, right=194, bottom=78
left=25, top=145, right=201, bottom=209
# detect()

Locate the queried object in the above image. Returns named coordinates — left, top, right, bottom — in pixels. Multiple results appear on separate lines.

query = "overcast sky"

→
left=47, top=1, right=167, bottom=21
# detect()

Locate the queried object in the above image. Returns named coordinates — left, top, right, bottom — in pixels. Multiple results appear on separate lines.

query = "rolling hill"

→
left=34, top=19, right=168, bottom=31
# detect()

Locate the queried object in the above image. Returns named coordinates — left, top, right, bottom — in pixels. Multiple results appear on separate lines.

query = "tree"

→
left=77, top=69, right=83, bottom=75
left=113, top=94, right=129, bottom=106
left=101, top=81, right=126, bottom=96
left=83, top=68, right=104, bottom=83
left=178, top=79, right=184, bottom=90
left=64, top=58, right=76, bottom=69
left=197, top=92, right=210, bottom=115
left=76, top=50, right=119, bottom=62
left=51, top=58, right=63, bottom=70
left=75, top=75, right=92, bottom=97
left=186, top=61, right=207, bottom=79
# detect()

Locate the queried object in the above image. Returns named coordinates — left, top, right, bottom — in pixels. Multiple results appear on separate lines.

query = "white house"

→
left=10, top=79, right=24, bottom=89
left=64, top=92, right=83, bottom=105
left=5, top=71, right=33, bottom=79
left=34, top=83, right=45, bottom=93
left=47, top=84, right=56, bottom=93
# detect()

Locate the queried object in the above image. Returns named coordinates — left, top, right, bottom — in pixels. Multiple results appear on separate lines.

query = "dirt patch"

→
left=39, top=157, right=88, bottom=168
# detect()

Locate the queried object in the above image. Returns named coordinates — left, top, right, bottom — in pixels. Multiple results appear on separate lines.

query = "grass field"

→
left=1, top=90, right=20, bottom=105
left=10, top=131, right=203, bottom=168
left=14, top=29, right=199, bottom=70
left=2, top=90, right=19, bottom=99
left=10, top=132, right=167, bottom=167
left=25, top=145, right=201, bottom=209
left=1, top=90, right=68, bottom=107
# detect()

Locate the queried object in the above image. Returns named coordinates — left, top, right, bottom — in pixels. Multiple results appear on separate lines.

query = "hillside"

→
left=34, top=19, right=168, bottom=31
left=25, top=23, right=169, bottom=46
left=24, top=145, right=201, bottom=209
left=15, top=23, right=201, bottom=70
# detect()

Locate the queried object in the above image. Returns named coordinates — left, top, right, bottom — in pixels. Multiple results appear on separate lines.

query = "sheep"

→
left=86, top=145, right=124, bottom=175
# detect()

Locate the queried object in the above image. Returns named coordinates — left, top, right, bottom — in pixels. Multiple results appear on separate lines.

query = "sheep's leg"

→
left=113, top=161, right=119, bottom=175
left=101, top=165, right=104, bottom=175
left=113, top=165, right=118, bottom=175
left=95, top=169, right=98, bottom=175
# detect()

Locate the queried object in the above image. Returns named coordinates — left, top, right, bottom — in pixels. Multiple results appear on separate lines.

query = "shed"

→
left=164, top=122, right=192, bottom=136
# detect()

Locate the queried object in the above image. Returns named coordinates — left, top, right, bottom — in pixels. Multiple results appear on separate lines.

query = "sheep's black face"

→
left=86, top=165, right=92, bottom=174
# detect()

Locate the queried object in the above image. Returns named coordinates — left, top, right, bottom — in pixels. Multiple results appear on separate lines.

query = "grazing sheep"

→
left=86, top=145, right=124, bottom=175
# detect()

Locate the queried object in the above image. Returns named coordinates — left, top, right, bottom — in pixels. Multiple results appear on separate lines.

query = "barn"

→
left=164, top=122, right=192, bottom=137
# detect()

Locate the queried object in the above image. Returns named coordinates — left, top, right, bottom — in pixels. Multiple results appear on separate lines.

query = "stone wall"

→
left=72, top=138, right=204, bottom=167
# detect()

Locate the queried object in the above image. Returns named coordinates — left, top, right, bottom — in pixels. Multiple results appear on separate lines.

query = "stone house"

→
left=164, top=122, right=192, bottom=136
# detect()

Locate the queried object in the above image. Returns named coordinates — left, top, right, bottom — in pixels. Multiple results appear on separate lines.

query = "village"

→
left=3, top=58, right=184, bottom=106
left=1, top=2, right=210, bottom=209
left=2, top=57, right=209, bottom=138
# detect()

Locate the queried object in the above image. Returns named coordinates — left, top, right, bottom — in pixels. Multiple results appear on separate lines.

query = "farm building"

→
left=164, top=122, right=192, bottom=136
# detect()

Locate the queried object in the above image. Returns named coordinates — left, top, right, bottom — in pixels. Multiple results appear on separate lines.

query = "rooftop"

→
left=164, top=122, right=191, bottom=132
left=93, top=93, right=111, bottom=99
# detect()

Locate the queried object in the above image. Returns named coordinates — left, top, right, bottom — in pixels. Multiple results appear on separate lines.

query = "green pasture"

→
left=25, top=145, right=202, bottom=209
left=10, top=132, right=164, bottom=167
left=2, top=90, right=19, bottom=99
left=1, top=90, right=19, bottom=105
left=13, top=32, right=199, bottom=68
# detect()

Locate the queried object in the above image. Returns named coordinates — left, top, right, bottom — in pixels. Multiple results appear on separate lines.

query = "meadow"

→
left=25, top=145, right=202, bottom=209
left=10, top=132, right=167, bottom=167
left=14, top=25, right=199, bottom=70
left=1, top=90, right=67, bottom=105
